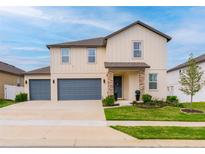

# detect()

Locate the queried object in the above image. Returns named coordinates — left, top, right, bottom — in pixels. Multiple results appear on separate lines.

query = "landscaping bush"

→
left=142, top=94, right=152, bottom=103
left=166, top=96, right=179, bottom=103
left=166, top=96, right=183, bottom=108
left=15, top=93, right=28, bottom=102
left=102, top=95, right=115, bottom=106
left=175, top=103, right=184, bottom=108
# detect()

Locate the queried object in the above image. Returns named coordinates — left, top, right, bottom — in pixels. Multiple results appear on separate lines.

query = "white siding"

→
left=167, top=62, right=205, bottom=102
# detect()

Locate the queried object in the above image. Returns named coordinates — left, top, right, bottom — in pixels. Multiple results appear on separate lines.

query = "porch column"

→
left=107, top=70, right=114, bottom=96
left=139, top=69, right=145, bottom=94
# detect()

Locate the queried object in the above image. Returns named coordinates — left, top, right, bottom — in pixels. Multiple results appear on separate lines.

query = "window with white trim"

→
left=149, top=73, right=157, bottom=90
left=87, top=48, right=96, bottom=63
left=61, top=48, right=69, bottom=63
left=133, top=41, right=142, bottom=58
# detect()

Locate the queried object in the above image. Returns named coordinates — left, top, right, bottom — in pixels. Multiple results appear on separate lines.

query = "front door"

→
left=114, top=76, right=122, bottom=98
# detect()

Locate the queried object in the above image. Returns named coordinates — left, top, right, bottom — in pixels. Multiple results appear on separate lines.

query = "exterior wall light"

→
left=53, top=79, right=55, bottom=84
left=103, top=79, right=106, bottom=83
left=25, top=80, right=27, bottom=84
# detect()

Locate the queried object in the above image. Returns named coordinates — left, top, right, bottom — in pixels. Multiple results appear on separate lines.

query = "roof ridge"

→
left=167, top=53, right=205, bottom=72
left=0, top=60, right=25, bottom=71
left=47, top=20, right=171, bottom=49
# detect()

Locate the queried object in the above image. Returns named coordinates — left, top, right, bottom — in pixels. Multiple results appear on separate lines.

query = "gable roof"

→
left=47, top=20, right=171, bottom=49
left=0, top=61, right=25, bottom=75
left=167, top=53, right=205, bottom=73
left=105, top=20, right=171, bottom=42
left=25, top=66, right=50, bottom=75
left=47, top=37, right=106, bottom=49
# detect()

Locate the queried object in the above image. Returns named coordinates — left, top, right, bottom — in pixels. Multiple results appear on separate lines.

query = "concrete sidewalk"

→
left=1, top=125, right=205, bottom=147
left=1, top=119, right=205, bottom=127
left=107, top=121, right=205, bottom=127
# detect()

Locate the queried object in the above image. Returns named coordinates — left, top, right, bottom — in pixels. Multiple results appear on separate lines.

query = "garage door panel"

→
left=29, top=79, right=51, bottom=100
left=58, top=79, right=101, bottom=100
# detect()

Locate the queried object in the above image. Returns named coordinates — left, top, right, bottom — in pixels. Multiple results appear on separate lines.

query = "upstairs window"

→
left=149, top=73, right=157, bottom=90
left=133, top=41, right=142, bottom=58
left=87, top=48, right=96, bottom=63
left=61, top=48, right=69, bottom=64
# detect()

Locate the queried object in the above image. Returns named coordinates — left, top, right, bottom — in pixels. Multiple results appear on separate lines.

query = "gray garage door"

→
left=58, top=79, right=101, bottom=100
left=29, top=79, right=51, bottom=100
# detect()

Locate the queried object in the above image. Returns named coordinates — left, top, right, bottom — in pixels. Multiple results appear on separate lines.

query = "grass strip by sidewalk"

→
left=111, top=126, right=205, bottom=140
left=0, top=99, right=15, bottom=108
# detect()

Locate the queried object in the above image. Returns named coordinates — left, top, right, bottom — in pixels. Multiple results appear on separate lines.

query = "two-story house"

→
left=24, top=21, right=171, bottom=102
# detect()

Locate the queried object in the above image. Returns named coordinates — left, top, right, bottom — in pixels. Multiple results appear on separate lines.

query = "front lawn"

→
left=111, top=126, right=205, bottom=139
left=0, top=99, right=15, bottom=108
left=104, top=102, right=205, bottom=121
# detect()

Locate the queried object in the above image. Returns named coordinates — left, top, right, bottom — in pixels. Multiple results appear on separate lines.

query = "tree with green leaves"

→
left=179, top=54, right=205, bottom=109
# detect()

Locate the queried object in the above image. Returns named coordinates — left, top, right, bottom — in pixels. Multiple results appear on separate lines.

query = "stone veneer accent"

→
left=107, top=71, right=114, bottom=96
left=139, top=69, right=145, bottom=94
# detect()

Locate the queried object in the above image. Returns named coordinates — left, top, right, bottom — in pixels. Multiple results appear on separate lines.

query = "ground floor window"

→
left=149, top=73, right=157, bottom=90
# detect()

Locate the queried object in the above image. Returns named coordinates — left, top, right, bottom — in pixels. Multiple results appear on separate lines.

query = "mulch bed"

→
left=103, top=103, right=120, bottom=107
left=181, top=108, right=204, bottom=114
left=134, top=104, right=165, bottom=109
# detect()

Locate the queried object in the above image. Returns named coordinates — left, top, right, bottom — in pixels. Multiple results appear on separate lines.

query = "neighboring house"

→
left=167, top=53, right=205, bottom=102
left=0, top=61, right=25, bottom=99
left=24, top=20, right=171, bottom=102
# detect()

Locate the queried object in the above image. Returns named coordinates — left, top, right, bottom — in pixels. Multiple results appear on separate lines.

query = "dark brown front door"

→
left=114, top=76, right=122, bottom=98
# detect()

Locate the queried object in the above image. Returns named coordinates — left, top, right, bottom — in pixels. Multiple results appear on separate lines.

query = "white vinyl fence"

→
left=4, top=84, right=24, bottom=100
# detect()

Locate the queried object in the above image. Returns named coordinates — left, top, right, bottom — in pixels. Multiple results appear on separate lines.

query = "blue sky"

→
left=0, top=6, right=205, bottom=71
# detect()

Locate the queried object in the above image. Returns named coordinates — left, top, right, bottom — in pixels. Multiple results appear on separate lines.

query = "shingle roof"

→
left=0, top=61, right=25, bottom=75
left=167, top=53, right=205, bottom=73
left=104, top=62, right=150, bottom=69
left=25, top=66, right=50, bottom=75
left=105, top=20, right=172, bottom=42
left=47, top=37, right=106, bottom=49
left=47, top=20, right=171, bottom=49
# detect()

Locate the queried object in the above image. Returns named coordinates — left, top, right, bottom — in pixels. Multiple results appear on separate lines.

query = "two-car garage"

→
left=29, top=78, right=102, bottom=101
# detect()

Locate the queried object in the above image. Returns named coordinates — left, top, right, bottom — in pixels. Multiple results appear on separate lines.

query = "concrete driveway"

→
left=0, top=100, right=137, bottom=147
left=0, top=100, right=105, bottom=120
left=1, top=101, right=204, bottom=147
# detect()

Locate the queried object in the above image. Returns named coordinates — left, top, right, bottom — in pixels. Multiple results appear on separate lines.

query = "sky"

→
left=0, top=6, right=205, bottom=71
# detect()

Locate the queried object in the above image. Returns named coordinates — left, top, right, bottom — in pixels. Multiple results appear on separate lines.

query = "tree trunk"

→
left=191, top=95, right=193, bottom=110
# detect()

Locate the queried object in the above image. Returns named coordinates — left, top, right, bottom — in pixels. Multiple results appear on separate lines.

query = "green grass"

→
left=0, top=99, right=15, bottom=108
left=111, top=126, right=205, bottom=139
left=104, top=102, right=205, bottom=121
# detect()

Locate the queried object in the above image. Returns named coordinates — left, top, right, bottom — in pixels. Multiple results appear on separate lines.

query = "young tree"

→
left=179, top=54, right=205, bottom=109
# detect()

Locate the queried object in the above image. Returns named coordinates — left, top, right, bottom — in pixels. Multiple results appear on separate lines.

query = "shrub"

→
left=102, top=95, right=115, bottom=106
left=15, top=93, right=28, bottom=102
left=142, top=94, right=152, bottom=103
left=175, top=103, right=184, bottom=108
left=166, top=96, right=179, bottom=103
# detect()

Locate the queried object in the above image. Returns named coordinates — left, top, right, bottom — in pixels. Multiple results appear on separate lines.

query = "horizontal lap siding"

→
left=29, top=79, right=51, bottom=100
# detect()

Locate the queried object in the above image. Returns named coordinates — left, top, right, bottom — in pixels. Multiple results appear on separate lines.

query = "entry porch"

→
left=105, top=62, right=150, bottom=101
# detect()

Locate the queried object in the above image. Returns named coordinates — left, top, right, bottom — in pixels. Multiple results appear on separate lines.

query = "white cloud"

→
left=0, top=7, right=134, bottom=31
left=0, top=55, right=49, bottom=71
left=0, top=7, right=49, bottom=19
left=166, top=7, right=205, bottom=68
left=13, top=47, right=47, bottom=52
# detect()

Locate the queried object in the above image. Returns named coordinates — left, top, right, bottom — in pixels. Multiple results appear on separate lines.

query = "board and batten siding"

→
left=106, top=24, right=167, bottom=70
left=106, top=24, right=168, bottom=99
left=50, top=47, right=107, bottom=74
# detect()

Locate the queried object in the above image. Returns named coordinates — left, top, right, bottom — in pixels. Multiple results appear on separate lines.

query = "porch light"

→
left=25, top=80, right=27, bottom=84
left=53, top=79, right=55, bottom=84
left=103, top=79, right=106, bottom=83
